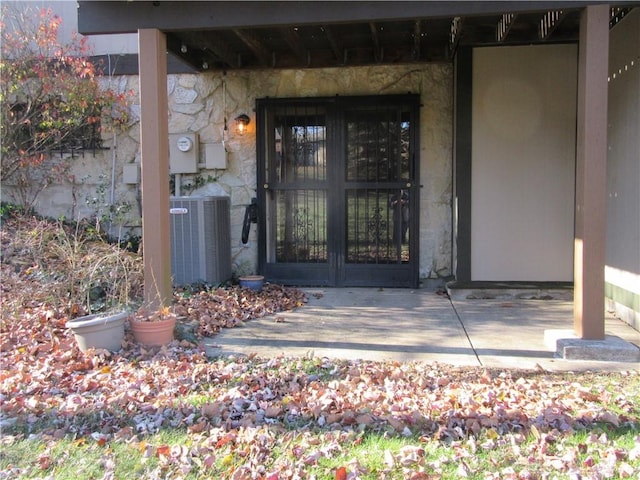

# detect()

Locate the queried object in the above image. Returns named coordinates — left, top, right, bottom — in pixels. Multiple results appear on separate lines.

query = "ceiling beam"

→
left=280, top=27, right=308, bottom=65
left=232, top=29, right=271, bottom=67
left=369, top=22, right=382, bottom=62
left=413, top=20, right=422, bottom=60
left=166, top=33, right=207, bottom=71
left=180, top=31, right=240, bottom=68
left=322, top=25, right=343, bottom=63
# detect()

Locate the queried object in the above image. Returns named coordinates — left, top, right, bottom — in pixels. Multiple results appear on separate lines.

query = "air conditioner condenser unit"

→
left=170, top=196, right=231, bottom=286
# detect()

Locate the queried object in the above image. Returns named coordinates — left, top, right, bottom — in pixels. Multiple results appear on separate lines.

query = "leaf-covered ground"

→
left=1, top=213, right=639, bottom=479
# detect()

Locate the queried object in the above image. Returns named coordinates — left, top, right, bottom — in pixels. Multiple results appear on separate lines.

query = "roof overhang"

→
left=78, top=1, right=638, bottom=71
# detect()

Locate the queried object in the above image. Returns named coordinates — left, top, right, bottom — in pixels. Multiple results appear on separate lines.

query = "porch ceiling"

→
left=78, top=1, right=637, bottom=71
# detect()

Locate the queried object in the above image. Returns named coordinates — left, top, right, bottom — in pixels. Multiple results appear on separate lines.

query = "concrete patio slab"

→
left=205, top=288, right=478, bottom=366
left=204, top=287, right=640, bottom=372
left=452, top=299, right=639, bottom=370
left=449, top=299, right=573, bottom=369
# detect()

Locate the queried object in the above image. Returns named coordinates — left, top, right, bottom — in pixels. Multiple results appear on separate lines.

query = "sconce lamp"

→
left=235, top=114, right=250, bottom=135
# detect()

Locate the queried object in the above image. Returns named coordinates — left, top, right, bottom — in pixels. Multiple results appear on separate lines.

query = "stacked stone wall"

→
left=3, top=64, right=453, bottom=280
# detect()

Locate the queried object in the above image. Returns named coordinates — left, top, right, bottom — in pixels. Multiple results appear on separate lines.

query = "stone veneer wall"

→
left=6, top=64, right=453, bottom=281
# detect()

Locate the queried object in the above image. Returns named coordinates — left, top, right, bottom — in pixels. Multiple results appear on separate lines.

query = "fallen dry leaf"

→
left=1, top=212, right=639, bottom=480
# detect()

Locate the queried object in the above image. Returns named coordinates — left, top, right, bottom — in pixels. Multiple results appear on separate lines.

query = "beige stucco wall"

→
left=10, top=63, right=454, bottom=281
left=471, top=44, right=577, bottom=281
left=606, top=9, right=640, bottom=329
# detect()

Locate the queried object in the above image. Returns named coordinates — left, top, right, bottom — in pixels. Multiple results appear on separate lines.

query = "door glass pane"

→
left=346, top=188, right=409, bottom=264
left=271, top=107, right=326, bottom=183
left=345, top=108, right=411, bottom=182
left=274, top=190, right=327, bottom=263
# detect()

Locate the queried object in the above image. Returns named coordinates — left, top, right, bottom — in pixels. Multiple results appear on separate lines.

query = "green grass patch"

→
left=0, top=430, right=195, bottom=480
left=2, top=418, right=639, bottom=479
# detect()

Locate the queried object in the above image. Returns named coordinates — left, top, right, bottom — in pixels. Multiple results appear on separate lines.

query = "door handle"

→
left=241, top=198, right=258, bottom=244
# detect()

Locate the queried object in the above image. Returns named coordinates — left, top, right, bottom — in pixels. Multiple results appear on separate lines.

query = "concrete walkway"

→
left=204, top=288, right=640, bottom=372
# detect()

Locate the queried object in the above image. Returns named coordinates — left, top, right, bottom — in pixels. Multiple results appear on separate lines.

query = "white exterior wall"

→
left=471, top=44, right=577, bottom=281
left=606, top=9, right=640, bottom=329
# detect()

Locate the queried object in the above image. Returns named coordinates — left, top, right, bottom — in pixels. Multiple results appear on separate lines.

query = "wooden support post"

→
left=138, top=29, right=172, bottom=310
left=574, top=5, right=609, bottom=340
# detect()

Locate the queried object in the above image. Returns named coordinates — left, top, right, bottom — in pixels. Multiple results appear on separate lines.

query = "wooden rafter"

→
left=166, top=33, right=205, bottom=70
left=322, top=25, right=343, bottom=63
left=182, top=31, right=239, bottom=68
left=369, top=22, right=382, bottom=62
left=232, top=28, right=271, bottom=67
left=413, top=20, right=422, bottom=60
left=279, top=27, right=308, bottom=65
left=497, top=13, right=517, bottom=42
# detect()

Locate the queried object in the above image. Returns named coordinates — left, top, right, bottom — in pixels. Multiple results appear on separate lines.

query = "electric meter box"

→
left=169, top=133, right=199, bottom=174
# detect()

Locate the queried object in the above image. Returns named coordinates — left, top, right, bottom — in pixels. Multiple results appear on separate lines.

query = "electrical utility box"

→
left=169, top=196, right=231, bottom=286
left=169, top=133, right=199, bottom=174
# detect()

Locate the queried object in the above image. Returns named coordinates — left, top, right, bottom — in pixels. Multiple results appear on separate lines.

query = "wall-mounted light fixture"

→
left=181, top=43, right=188, bottom=53
left=235, top=114, right=250, bottom=135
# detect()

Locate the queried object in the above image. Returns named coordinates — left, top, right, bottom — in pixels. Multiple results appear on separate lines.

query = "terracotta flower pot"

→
left=130, top=316, right=176, bottom=346
left=239, top=275, right=264, bottom=292
left=66, top=311, right=127, bottom=352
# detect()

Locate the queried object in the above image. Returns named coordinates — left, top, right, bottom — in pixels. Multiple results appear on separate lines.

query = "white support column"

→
left=138, top=29, right=172, bottom=310
left=574, top=5, right=609, bottom=340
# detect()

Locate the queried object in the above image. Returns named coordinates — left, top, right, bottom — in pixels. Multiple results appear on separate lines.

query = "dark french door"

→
left=257, top=95, right=419, bottom=287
